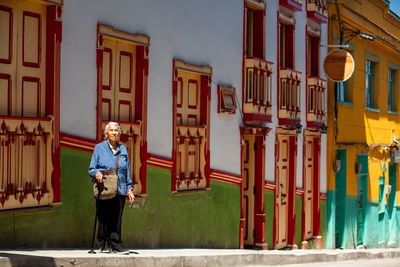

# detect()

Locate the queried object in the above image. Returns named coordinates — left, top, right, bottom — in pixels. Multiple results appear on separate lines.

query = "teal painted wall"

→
left=343, top=196, right=358, bottom=248
left=326, top=192, right=400, bottom=249
left=0, top=147, right=240, bottom=248
left=326, top=190, right=335, bottom=249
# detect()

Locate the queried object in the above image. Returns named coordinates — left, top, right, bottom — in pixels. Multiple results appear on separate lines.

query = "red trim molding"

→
left=264, top=182, right=276, bottom=191
left=60, top=132, right=96, bottom=153
left=146, top=154, right=243, bottom=187
left=307, top=11, right=327, bottom=24
left=210, top=170, right=242, bottom=186
left=243, top=113, right=272, bottom=123
left=279, top=0, right=302, bottom=12
left=240, top=126, right=271, bottom=136
left=296, top=188, right=304, bottom=196
left=147, top=154, right=173, bottom=170
left=46, top=4, right=62, bottom=203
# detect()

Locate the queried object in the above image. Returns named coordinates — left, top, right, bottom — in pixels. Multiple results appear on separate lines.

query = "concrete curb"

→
left=0, top=248, right=399, bottom=267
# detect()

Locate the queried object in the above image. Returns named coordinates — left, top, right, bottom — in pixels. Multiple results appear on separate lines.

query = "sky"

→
left=389, top=0, right=400, bottom=17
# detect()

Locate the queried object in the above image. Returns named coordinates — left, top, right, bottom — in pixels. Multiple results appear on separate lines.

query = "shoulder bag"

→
left=93, top=154, right=119, bottom=200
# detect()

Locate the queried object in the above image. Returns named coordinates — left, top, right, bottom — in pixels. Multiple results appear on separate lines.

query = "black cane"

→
left=89, top=181, right=103, bottom=254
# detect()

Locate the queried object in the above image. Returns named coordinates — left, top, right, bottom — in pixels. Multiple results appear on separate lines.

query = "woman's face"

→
left=106, top=125, right=120, bottom=143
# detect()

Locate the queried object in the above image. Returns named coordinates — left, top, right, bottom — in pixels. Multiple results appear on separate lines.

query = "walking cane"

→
left=89, top=181, right=103, bottom=254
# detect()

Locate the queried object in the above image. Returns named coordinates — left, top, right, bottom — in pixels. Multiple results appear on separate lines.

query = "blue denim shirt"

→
left=88, top=140, right=132, bottom=195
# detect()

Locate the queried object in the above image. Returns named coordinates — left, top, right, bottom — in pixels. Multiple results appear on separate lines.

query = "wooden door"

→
left=243, top=135, right=256, bottom=246
left=102, top=38, right=136, bottom=122
left=176, top=69, right=201, bottom=126
left=356, top=154, right=368, bottom=247
left=276, top=135, right=289, bottom=249
left=304, top=136, right=314, bottom=240
left=335, top=149, right=346, bottom=248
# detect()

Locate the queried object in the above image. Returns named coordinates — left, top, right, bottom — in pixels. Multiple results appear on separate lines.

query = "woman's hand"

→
left=127, top=189, right=135, bottom=203
left=95, top=171, right=103, bottom=183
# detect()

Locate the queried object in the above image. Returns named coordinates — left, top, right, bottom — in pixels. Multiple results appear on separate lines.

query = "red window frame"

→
left=96, top=24, right=150, bottom=195
left=171, top=59, right=212, bottom=192
left=218, top=85, right=237, bottom=114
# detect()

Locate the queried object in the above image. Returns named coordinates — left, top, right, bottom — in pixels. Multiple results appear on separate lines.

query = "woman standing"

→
left=89, top=122, right=135, bottom=254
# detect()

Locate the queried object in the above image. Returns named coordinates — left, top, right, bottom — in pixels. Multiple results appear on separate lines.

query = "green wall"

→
left=264, top=190, right=326, bottom=249
left=265, top=189, right=274, bottom=249
left=0, top=147, right=240, bottom=248
left=295, top=195, right=302, bottom=247
left=326, top=191, right=400, bottom=249
left=320, top=199, right=327, bottom=249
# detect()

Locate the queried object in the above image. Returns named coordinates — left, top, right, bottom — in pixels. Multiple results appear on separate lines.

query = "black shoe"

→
left=99, top=242, right=112, bottom=253
left=113, top=247, right=130, bottom=255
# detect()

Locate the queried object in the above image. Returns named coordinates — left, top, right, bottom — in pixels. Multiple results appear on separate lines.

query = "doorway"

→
left=241, top=133, right=267, bottom=249
left=335, top=149, right=346, bottom=248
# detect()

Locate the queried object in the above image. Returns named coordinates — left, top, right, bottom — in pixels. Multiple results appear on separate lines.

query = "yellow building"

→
left=327, top=0, right=400, bottom=248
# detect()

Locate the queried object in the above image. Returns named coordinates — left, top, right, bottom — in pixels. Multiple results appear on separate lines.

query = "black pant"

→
left=96, top=194, right=125, bottom=249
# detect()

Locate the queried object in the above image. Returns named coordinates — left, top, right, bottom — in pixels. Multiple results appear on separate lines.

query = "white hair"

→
left=104, top=121, right=121, bottom=135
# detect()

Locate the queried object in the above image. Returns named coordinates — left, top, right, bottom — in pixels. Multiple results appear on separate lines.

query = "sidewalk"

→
left=0, top=248, right=399, bottom=267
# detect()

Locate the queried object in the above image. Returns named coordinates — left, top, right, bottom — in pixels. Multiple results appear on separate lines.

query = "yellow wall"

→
left=327, top=0, right=400, bottom=203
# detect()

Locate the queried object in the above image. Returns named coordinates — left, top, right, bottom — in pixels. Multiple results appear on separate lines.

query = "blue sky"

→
left=389, top=0, right=400, bottom=17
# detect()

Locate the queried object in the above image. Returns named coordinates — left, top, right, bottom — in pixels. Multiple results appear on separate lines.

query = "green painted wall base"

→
left=264, top=190, right=327, bottom=249
left=326, top=190, right=400, bottom=249
left=0, top=148, right=240, bottom=248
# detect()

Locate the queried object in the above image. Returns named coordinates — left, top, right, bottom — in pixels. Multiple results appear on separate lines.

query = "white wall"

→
left=60, top=0, right=328, bottom=180
left=263, top=3, right=328, bottom=191
left=60, top=0, right=244, bottom=174
left=320, top=23, right=328, bottom=194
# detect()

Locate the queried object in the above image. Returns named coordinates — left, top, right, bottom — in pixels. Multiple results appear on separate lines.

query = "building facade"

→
left=327, top=0, right=400, bottom=249
left=0, top=0, right=328, bottom=249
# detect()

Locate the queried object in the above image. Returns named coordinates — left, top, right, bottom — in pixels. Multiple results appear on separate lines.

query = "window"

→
left=243, top=1, right=272, bottom=123
left=245, top=0, right=265, bottom=59
left=336, top=81, right=350, bottom=103
left=335, top=47, right=354, bottom=104
left=365, top=59, right=378, bottom=109
left=96, top=24, right=149, bottom=196
left=307, top=35, right=319, bottom=77
left=279, top=22, right=294, bottom=69
left=172, top=59, right=211, bottom=192
left=278, top=14, right=300, bottom=125
left=0, top=0, right=62, bottom=210
left=379, top=176, right=385, bottom=214
left=388, top=67, right=397, bottom=112
left=218, top=85, right=237, bottom=114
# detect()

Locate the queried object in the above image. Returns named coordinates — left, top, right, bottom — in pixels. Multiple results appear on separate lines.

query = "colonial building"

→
left=327, top=0, right=400, bottom=248
left=0, top=0, right=328, bottom=250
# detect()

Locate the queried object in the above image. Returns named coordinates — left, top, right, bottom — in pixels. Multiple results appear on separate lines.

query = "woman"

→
left=89, top=122, right=135, bottom=254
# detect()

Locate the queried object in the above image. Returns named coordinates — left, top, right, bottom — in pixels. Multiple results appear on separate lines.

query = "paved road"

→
left=247, top=258, right=400, bottom=267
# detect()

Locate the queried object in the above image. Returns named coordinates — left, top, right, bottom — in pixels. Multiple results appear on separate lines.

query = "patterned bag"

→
left=93, top=154, right=119, bottom=200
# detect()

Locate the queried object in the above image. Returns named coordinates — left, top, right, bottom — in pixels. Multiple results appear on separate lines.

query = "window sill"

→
left=171, top=188, right=209, bottom=196
left=388, top=111, right=399, bottom=115
left=365, top=107, right=380, bottom=112
left=337, top=101, right=354, bottom=106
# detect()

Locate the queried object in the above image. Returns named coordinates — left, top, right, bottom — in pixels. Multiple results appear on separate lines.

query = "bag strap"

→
left=116, top=154, right=120, bottom=174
